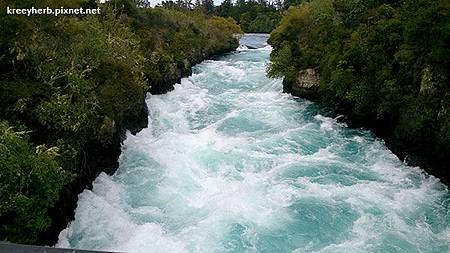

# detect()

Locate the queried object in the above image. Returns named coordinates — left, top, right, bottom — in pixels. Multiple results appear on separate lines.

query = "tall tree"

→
left=282, top=0, right=302, bottom=9
left=274, top=0, right=282, bottom=10
left=216, top=0, right=233, bottom=17
left=202, top=0, right=215, bottom=15
left=194, top=0, right=202, bottom=10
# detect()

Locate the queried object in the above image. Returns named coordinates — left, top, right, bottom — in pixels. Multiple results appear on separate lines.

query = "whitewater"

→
left=56, top=34, right=450, bottom=253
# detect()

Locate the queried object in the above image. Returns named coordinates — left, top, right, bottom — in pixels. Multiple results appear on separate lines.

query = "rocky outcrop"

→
left=283, top=68, right=320, bottom=100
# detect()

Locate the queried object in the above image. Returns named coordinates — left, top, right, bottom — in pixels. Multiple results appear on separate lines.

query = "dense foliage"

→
left=159, top=0, right=282, bottom=33
left=215, top=0, right=281, bottom=33
left=0, top=121, right=72, bottom=243
left=0, top=0, right=240, bottom=244
left=269, top=0, right=450, bottom=178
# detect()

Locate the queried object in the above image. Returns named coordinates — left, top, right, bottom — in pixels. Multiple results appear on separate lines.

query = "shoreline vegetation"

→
left=0, top=0, right=241, bottom=245
left=268, top=0, right=449, bottom=185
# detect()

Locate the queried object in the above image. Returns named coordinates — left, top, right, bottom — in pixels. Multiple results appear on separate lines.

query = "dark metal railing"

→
left=0, top=242, right=119, bottom=253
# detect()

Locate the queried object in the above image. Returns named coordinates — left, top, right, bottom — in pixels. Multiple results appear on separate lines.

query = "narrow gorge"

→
left=55, top=34, right=450, bottom=253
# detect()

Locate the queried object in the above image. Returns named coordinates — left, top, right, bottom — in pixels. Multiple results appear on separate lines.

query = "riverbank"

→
left=42, top=43, right=240, bottom=246
left=282, top=76, right=449, bottom=185
left=268, top=0, right=450, bottom=185
left=0, top=0, right=241, bottom=245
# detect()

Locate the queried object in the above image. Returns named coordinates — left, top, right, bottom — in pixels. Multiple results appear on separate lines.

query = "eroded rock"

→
left=286, top=68, right=320, bottom=100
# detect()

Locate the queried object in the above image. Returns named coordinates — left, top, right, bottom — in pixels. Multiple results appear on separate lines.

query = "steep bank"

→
left=44, top=27, right=240, bottom=246
left=0, top=0, right=241, bottom=245
left=268, top=0, right=450, bottom=184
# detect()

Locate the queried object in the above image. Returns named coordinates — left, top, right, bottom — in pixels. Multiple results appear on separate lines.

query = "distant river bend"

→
left=56, top=34, right=450, bottom=253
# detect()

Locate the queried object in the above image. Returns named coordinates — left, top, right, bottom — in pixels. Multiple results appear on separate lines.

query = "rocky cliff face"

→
left=283, top=69, right=320, bottom=100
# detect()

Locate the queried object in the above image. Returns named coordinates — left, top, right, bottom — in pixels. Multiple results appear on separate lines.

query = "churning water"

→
left=56, top=34, right=450, bottom=252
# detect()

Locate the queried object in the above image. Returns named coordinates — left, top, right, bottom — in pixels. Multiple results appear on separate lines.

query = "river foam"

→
left=56, top=34, right=450, bottom=253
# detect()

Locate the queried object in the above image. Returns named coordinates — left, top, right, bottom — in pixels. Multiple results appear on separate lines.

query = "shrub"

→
left=0, top=121, right=72, bottom=243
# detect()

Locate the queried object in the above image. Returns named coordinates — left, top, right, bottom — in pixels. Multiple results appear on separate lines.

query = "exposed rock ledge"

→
left=283, top=68, right=320, bottom=100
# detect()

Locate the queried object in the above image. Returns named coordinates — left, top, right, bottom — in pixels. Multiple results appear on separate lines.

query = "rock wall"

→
left=283, top=69, right=320, bottom=100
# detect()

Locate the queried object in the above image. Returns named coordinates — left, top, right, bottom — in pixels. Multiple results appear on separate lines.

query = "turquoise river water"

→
left=56, top=34, right=450, bottom=253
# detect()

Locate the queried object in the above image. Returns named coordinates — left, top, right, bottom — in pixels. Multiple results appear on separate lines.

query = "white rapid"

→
left=56, top=34, right=450, bottom=253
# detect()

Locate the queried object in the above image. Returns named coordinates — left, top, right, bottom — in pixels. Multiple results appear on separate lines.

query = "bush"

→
left=0, top=121, right=72, bottom=243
